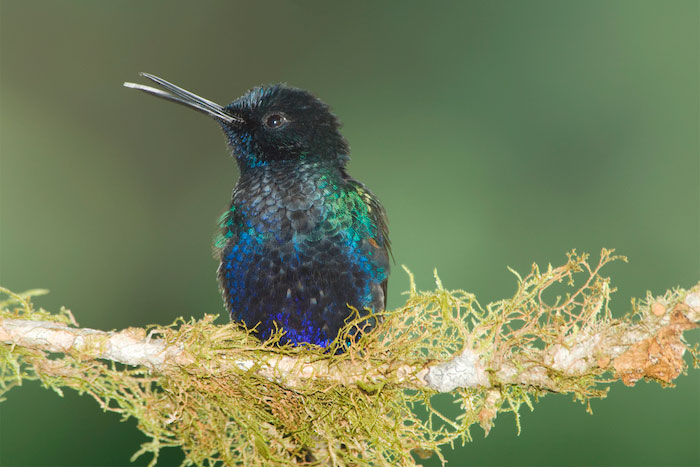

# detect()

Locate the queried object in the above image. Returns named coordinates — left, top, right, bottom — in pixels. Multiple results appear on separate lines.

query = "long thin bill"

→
left=123, top=73, right=242, bottom=125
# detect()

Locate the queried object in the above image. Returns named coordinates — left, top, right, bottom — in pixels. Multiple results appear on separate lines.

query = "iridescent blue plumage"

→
left=217, top=158, right=389, bottom=346
left=125, top=75, right=390, bottom=348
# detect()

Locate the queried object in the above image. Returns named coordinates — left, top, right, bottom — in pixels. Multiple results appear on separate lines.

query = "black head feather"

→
left=222, top=85, right=350, bottom=168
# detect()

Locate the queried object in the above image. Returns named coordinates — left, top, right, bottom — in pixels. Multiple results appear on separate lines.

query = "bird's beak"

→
left=123, top=72, right=243, bottom=125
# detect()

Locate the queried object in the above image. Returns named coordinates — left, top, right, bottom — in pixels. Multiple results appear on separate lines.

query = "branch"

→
left=2, top=288, right=697, bottom=391
left=1, top=250, right=698, bottom=466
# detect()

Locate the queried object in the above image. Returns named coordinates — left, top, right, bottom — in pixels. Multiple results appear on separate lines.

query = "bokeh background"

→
left=1, top=1, right=698, bottom=465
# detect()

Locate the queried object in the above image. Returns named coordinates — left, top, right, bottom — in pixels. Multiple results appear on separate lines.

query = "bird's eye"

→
left=264, top=113, right=288, bottom=129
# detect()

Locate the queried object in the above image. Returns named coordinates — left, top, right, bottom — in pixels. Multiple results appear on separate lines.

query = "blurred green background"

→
left=1, top=1, right=698, bottom=465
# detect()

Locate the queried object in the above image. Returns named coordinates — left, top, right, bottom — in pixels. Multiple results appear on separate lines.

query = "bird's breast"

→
left=217, top=161, right=389, bottom=346
left=231, top=162, right=363, bottom=245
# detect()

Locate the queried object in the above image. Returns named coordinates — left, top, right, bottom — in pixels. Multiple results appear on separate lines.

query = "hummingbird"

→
left=124, top=73, right=390, bottom=348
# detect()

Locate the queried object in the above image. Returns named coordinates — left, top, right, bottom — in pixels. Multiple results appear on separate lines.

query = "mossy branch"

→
left=1, top=249, right=698, bottom=466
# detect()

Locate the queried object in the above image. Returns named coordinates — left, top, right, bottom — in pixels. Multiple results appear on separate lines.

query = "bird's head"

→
left=125, top=73, right=349, bottom=170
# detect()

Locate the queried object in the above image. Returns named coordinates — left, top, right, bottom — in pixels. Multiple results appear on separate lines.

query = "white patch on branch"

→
left=424, top=348, right=488, bottom=391
left=546, top=330, right=602, bottom=374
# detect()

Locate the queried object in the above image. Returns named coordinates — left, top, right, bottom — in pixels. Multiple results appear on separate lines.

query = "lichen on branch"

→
left=0, top=249, right=698, bottom=466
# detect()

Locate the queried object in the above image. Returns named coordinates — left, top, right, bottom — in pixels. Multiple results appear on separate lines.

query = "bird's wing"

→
left=345, top=178, right=391, bottom=310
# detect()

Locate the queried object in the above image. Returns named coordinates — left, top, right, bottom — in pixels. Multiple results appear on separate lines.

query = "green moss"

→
left=1, top=250, right=697, bottom=466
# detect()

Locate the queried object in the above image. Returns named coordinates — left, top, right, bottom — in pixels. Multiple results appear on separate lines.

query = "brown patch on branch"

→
left=613, top=306, right=698, bottom=386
